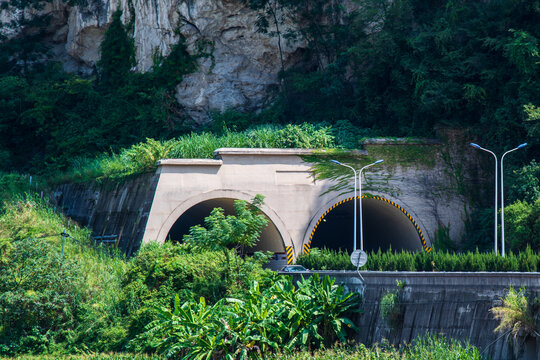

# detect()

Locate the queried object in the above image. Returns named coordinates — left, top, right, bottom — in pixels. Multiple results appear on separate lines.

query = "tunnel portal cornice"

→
left=157, top=159, right=223, bottom=166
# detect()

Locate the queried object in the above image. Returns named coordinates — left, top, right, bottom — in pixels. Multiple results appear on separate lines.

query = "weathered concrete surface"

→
left=54, top=173, right=159, bottom=255
left=291, top=271, right=540, bottom=360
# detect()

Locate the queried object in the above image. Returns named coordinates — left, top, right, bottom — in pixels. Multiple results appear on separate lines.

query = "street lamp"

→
left=470, top=143, right=499, bottom=254
left=330, top=160, right=358, bottom=251
left=359, top=160, right=384, bottom=252
left=501, top=143, right=527, bottom=257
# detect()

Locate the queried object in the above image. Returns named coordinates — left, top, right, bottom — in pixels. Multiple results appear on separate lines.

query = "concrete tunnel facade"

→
left=139, top=147, right=463, bottom=263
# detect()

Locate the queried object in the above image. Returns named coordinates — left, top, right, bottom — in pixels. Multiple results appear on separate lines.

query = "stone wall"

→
left=289, top=271, right=540, bottom=360
left=54, top=173, right=159, bottom=255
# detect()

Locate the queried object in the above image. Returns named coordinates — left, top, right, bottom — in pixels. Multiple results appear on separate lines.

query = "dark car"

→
left=279, top=265, right=310, bottom=272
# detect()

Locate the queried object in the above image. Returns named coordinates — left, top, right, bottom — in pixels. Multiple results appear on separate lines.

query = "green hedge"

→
left=297, top=247, right=540, bottom=272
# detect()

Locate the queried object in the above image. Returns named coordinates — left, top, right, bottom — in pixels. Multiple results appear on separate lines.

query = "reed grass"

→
left=50, top=123, right=336, bottom=184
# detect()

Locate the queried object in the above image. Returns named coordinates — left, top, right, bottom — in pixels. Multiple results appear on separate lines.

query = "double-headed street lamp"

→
left=331, top=159, right=384, bottom=252
left=470, top=142, right=527, bottom=256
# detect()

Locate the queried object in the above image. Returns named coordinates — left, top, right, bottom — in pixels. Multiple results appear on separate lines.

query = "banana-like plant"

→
left=145, top=275, right=362, bottom=359
left=146, top=294, right=227, bottom=359
left=273, top=274, right=362, bottom=350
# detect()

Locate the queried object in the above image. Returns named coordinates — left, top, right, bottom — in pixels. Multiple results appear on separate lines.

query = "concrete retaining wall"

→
left=54, top=173, right=159, bottom=255
left=290, top=271, right=540, bottom=360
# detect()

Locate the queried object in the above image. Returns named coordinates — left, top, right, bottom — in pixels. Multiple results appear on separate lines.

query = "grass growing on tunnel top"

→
left=297, top=247, right=540, bottom=272
left=51, top=124, right=337, bottom=184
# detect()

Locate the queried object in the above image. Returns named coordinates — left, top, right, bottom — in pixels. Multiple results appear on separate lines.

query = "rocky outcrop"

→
left=3, top=0, right=308, bottom=123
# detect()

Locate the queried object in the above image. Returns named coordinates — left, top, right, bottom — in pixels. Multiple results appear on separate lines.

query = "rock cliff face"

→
left=3, top=0, right=307, bottom=123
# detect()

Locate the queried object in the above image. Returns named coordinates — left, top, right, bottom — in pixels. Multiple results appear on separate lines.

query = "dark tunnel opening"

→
left=310, top=197, right=424, bottom=253
left=166, top=198, right=285, bottom=253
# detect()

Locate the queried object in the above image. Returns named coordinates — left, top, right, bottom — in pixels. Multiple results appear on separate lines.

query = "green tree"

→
left=97, top=10, right=135, bottom=88
left=504, top=199, right=540, bottom=252
left=510, top=160, right=540, bottom=203
left=183, top=195, right=269, bottom=281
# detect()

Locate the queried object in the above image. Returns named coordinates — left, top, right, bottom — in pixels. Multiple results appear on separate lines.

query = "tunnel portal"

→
left=166, top=197, right=285, bottom=253
left=308, top=196, right=428, bottom=254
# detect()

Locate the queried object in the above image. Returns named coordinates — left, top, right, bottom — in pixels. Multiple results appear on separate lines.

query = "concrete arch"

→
left=302, top=192, right=431, bottom=254
left=155, top=189, right=293, bottom=251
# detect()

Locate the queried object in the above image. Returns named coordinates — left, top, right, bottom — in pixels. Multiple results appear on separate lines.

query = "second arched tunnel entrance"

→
left=309, top=196, right=426, bottom=253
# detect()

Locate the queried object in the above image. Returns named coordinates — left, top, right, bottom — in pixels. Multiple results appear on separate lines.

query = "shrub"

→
left=0, top=237, right=84, bottom=355
left=504, top=199, right=540, bottom=252
left=121, top=242, right=275, bottom=352
left=146, top=274, right=362, bottom=359
left=0, top=195, right=128, bottom=355
left=491, top=287, right=539, bottom=339
left=509, top=160, right=540, bottom=204
left=297, top=247, right=540, bottom=272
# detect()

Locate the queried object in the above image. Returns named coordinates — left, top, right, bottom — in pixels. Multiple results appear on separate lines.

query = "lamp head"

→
left=330, top=160, right=342, bottom=165
left=518, top=143, right=528, bottom=149
left=374, top=159, right=384, bottom=164
left=470, top=142, right=481, bottom=149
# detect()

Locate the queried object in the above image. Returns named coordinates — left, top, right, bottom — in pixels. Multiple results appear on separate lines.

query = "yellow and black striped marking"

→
left=304, top=195, right=431, bottom=254
left=286, top=246, right=294, bottom=264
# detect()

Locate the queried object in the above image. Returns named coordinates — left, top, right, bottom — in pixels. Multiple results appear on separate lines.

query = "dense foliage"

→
left=0, top=189, right=366, bottom=358
left=120, top=244, right=275, bottom=353
left=0, top=188, right=296, bottom=356
left=249, top=0, right=540, bottom=153
left=147, top=274, right=361, bottom=359
left=297, top=247, right=540, bottom=272
left=0, top=6, right=195, bottom=174
left=503, top=199, right=540, bottom=252
left=3, top=0, right=539, bottom=357
left=0, top=193, right=127, bottom=355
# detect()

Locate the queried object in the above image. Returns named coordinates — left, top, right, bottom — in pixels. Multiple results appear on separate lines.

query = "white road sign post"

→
left=350, top=249, right=367, bottom=268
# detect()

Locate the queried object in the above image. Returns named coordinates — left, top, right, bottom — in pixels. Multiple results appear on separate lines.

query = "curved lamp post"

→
left=501, top=143, right=527, bottom=257
left=359, top=160, right=384, bottom=252
left=470, top=143, right=499, bottom=254
left=330, top=160, right=358, bottom=251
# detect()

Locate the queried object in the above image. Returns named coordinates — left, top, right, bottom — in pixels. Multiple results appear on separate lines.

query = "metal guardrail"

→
left=92, top=235, right=118, bottom=244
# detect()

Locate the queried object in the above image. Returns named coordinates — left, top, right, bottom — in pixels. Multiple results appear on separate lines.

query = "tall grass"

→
left=51, top=123, right=336, bottom=183
left=5, top=355, right=161, bottom=360
left=491, top=287, right=539, bottom=338
left=297, top=247, right=540, bottom=272
left=270, top=334, right=482, bottom=359
left=2, top=334, right=483, bottom=359
left=0, top=194, right=129, bottom=353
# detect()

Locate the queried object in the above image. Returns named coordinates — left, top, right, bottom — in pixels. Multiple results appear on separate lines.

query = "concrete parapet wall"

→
left=55, top=173, right=159, bottom=255
left=289, top=271, right=540, bottom=360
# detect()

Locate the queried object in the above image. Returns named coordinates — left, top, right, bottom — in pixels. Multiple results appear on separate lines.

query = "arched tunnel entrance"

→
left=307, top=196, right=429, bottom=254
left=166, top=198, right=285, bottom=254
